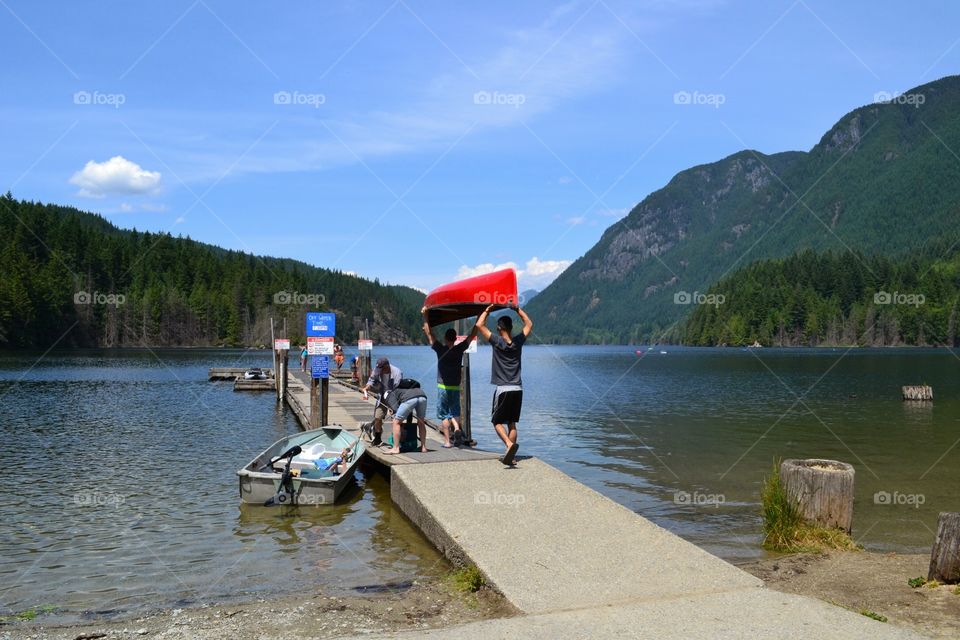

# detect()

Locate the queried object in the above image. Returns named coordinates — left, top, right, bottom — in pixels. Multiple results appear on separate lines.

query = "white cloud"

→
left=525, top=257, right=572, bottom=279
left=457, top=256, right=571, bottom=291
left=567, top=215, right=586, bottom=225
left=69, top=156, right=161, bottom=198
left=457, top=261, right=521, bottom=280
left=79, top=4, right=630, bottom=184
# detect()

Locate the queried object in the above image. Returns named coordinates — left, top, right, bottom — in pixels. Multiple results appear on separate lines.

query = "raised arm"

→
left=475, top=304, right=494, bottom=341
left=420, top=306, right=435, bottom=344
left=516, top=306, right=534, bottom=337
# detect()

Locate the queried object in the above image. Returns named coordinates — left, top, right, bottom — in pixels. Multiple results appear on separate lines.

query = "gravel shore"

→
left=1, top=577, right=515, bottom=640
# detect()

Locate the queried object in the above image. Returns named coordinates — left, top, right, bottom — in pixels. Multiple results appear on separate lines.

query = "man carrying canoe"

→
left=475, top=304, right=533, bottom=466
left=421, top=307, right=478, bottom=448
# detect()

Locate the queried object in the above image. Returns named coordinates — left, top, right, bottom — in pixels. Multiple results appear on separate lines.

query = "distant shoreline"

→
left=1, top=343, right=956, bottom=352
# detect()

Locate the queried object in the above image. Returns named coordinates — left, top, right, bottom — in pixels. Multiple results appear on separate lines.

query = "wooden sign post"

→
left=358, top=329, right=372, bottom=385
left=310, top=376, right=320, bottom=429
left=311, top=355, right=331, bottom=427
left=305, top=312, right=335, bottom=428
left=322, top=377, right=330, bottom=426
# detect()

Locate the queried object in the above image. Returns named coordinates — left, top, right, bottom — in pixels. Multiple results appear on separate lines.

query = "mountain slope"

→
left=528, top=75, right=960, bottom=343
left=0, top=195, right=424, bottom=348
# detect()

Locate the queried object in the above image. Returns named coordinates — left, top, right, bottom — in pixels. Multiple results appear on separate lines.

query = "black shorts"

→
left=491, top=389, right=523, bottom=424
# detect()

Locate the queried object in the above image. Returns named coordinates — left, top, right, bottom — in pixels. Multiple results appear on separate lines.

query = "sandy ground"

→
left=741, top=551, right=960, bottom=639
left=8, top=551, right=958, bottom=639
left=0, top=578, right=515, bottom=640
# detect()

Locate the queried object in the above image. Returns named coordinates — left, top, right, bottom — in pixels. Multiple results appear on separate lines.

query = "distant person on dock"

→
left=300, top=345, right=308, bottom=372
left=421, top=306, right=478, bottom=448
left=360, top=357, right=402, bottom=446
left=350, top=355, right=361, bottom=383
left=382, top=382, right=429, bottom=455
left=476, top=304, right=533, bottom=466
left=333, top=344, right=345, bottom=370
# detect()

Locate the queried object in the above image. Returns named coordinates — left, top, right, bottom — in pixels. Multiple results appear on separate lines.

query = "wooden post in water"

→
left=928, top=512, right=960, bottom=583
left=459, top=318, right=473, bottom=445
left=271, top=317, right=279, bottom=402
left=781, top=459, right=855, bottom=533
left=359, top=326, right=372, bottom=385
left=310, top=376, right=320, bottom=429
left=322, top=377, right=330, bottom=426
left=903, top=385, right=933, bottom=401
left=278, top=349, right=288, bottom=399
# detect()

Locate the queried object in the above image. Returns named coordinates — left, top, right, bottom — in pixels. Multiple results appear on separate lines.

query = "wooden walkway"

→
left=285, top=369, right=500, bottom=467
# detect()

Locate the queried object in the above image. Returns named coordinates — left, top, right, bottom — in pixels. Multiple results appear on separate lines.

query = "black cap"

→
left=376, top=357, right=390, bottom=369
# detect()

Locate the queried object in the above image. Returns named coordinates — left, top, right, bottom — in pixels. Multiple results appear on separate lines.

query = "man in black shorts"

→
left=475, top=304, right=533, bottom=465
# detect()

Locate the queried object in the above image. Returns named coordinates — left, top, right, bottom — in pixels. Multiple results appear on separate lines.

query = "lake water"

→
left=2, top=346, right=958, bottom=620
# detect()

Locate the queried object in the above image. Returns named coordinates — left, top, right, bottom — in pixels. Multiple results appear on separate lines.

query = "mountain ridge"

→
left=527, top=74, right=960, bottom=343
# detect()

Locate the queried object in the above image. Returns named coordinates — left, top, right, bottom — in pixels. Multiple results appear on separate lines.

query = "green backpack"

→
left=386, top=418, right=420, bottom=452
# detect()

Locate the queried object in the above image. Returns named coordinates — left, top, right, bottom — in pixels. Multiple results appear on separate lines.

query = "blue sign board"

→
left=312, top=356, right=330, bottom=379
left=306, top=312, right=336, bottom=337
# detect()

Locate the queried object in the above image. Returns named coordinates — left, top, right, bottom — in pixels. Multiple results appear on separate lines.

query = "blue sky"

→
left=2, top=0, right=958, bottom=292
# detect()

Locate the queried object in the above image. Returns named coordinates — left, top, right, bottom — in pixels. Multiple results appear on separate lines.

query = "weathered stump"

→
left=781, top=459, right=855, bottom=533
left=928, top=512, right=960, bottom=583
left=902, top=385, right=933, bottom=401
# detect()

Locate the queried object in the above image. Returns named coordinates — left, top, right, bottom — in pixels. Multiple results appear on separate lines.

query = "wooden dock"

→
left=285, top=369, right=500, bottom=467
left=233, top=378, right=276, bottom=391
left=209, top=367, right=274, bottom=381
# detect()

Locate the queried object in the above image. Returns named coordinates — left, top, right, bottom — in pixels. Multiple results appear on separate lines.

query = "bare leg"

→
left=493, top=423, right=514, bottom=449
left=418, top=418, right=428, bottom=452
left=508, top=422, right=518, bottom=446
left=386, top=419, right=401, bottom=454
left=441, top=419, right=451, bottom=446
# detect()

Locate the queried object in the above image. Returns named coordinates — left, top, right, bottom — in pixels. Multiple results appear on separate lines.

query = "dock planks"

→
left=285, top=369, right=500, bottom=467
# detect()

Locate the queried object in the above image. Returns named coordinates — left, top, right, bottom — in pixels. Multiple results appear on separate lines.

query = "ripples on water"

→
left=0, top=350, right=445, bottom=622
left=382, top=345, right=960, bottom=561
left=2, top=346, right=958, bottom=620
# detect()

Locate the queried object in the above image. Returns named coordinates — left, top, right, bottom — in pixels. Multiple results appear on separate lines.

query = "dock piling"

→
left=310, top=376, right=320, bottom=428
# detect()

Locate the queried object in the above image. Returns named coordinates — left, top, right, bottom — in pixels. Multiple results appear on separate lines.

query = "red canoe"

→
left=424, top=268, right=519, bottom=326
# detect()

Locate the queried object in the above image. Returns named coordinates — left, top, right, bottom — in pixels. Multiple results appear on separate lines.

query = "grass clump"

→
left=760, top=460, right=860, bottom=553
left=908, top=576, right=927, bottom=588
left=927, top=580, right=941, bottom=589
left=0, top=604, right=57, bottom=623
left=953, top=586, right=960, bottom=596
left=860, top=610, right=888, bottom=623
left=449, top=565, right=485, bottom=593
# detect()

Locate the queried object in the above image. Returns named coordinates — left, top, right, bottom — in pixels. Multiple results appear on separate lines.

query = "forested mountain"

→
left=681, top=246, right=960, bottom=347
left=0, top=195, right=424, bottom=348
left=528, top=74, right=960, bottom=343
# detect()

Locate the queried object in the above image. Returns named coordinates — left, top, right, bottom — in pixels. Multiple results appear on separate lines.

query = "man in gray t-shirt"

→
left=476, top=304, right=533, bottom=466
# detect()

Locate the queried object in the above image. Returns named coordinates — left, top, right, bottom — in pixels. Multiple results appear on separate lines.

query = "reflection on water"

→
left=369, top=345, right=960, bottom=562
left=2, top=346, right=959, bottom=620
left=0, top=350, right=446, bottom=623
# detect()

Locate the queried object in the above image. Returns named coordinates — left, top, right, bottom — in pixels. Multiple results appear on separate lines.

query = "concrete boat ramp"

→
left=381, top=459, right=926, bottom=639
left=263, top=372, right=927, bottom=638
